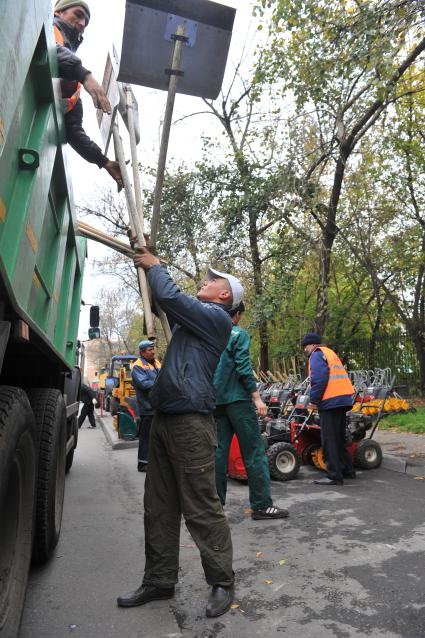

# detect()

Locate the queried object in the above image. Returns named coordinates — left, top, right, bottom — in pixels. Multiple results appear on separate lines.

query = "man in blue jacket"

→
left=132, top=340, right=161, bottom=472
left=117, top=255, right=242, bottom=618
left=214, top=302, right=289, bottom=520
left=302, top=332, right=356, bottom=486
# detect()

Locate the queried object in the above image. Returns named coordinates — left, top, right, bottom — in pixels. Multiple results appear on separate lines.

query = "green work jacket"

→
left=213, top=325, right=257, bottom=405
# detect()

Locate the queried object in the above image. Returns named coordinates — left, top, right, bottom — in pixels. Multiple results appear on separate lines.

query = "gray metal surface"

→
left=118, top=0, right=236, bottom=99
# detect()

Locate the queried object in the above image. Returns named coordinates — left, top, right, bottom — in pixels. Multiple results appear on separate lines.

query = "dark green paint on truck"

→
left=0, top=2, right=88, bottom=635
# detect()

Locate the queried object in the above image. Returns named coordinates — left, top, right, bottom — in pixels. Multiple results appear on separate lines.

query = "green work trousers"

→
left=142, top=412, right=234, bottom=589
left=215, top=401, right=273, bottom=512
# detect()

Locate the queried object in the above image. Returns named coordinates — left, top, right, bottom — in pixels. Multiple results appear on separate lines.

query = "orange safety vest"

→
left=308, top=346, right=354, bottom=401
left=133, top=358, right=162, bottom=372
left=54, top=24, right=81, bottom=114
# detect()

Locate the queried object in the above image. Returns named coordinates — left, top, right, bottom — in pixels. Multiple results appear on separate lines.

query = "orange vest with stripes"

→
left=309, top=346, right=354, bottom=400
left=54, top=24, right=81, bottom=114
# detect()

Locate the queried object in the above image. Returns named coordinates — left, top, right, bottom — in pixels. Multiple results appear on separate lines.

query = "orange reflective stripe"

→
left=309, top=346, right=354, bottom=401
left=62, top=83, right=81, bottom=114
left=54, top=24, right=64, bottom=46
left=134, top=358, right=162, bottom=370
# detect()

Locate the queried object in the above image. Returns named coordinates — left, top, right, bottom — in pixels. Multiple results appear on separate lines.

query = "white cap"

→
left=207, top=268, right=244, bottom=310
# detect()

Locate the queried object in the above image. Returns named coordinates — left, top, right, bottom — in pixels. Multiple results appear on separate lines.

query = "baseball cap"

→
left=207, top=267, right=244, bottom=310
left=139, top=340, right=155, bottom=350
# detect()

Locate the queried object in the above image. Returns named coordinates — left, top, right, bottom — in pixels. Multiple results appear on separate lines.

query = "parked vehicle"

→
left=0, top=3, right=98, bottom=634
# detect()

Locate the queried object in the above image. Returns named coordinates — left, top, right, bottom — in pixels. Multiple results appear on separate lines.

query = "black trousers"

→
left=319, top=408, right=354, bottom=481
left=138, top=415, right=153, bottom=464
left=143, top=412, right=234, bottom=589
left=78, top=402, right=96, bottom=428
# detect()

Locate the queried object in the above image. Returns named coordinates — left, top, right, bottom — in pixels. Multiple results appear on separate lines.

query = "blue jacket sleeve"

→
left=131, top=365, right=155, bottom=391
left=146, top=265, right=231, bottom=351
left=231, top=330, right=258, bottom=394
left=309, top=350, right=329, bottom=403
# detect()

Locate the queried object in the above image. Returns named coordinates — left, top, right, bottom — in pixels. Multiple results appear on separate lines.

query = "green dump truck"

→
left=0, top=2, right=91, bottom=634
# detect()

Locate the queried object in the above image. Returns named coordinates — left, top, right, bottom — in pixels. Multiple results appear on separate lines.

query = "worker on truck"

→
left=53, top=0, right=123, bottom=188
left=302, top=332, right=356, bottom=486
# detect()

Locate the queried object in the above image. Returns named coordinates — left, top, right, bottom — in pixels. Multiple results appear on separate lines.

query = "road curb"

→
left=97, top=415, right=138, bottom=450
left=382, top=454, right=425, bottom=478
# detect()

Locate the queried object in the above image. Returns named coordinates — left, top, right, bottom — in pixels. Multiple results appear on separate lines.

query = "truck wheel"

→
left=65, top=415, right=78, bottom=474
left=27, top=389, right=67, bottom=563
left=354, top=439, right=383, bottom=469
left=110, top=397, right=119, bottom=416
left=0, top=386, right=37, bottom=637
left=266, top=442, right=301, bottom=481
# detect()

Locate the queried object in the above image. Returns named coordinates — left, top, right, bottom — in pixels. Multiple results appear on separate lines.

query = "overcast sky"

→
left=65, top=0, right=259, bottom=339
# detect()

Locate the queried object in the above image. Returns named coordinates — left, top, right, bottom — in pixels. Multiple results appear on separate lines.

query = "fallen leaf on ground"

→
left=244, top=508, right=253, bottom=515
left=414, top=476, right=425, bottom=480
left=264, top=579, right=273, bottom=584
left=279, top=559, right=286, bottom=566
left=256, top=551, right=263, bottom=558
left=230, top=604, right=240, bottom=609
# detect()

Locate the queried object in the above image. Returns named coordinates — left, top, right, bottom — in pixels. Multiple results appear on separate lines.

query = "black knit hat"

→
left=301, top=332, right=322, bottom=347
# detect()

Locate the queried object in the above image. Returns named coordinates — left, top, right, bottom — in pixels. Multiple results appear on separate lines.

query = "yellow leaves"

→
left=264, top=579, right=273, bottom=585
left=345, top=0, right=356, bottom=15
left=230, top=604, right=240, bottom=609
left=279, top=559, right=286, bottom=566
left=256, top=551, right=263, bottom=558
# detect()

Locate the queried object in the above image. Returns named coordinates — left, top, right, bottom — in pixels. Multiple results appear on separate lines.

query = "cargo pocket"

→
left=184, top=458, right=215, bottom=475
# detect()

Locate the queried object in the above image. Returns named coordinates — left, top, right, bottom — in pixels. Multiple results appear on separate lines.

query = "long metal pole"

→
left=125, top=88, right=172, bottom=344
left=150, top=25, right=186, bottom=247
left=112, top=122, right=156, bottom=339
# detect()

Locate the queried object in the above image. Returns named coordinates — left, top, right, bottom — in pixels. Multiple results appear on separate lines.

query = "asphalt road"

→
left=21, top=426, right=425, bottom=638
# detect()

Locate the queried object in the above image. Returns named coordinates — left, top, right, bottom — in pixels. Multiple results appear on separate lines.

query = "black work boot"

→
left=252, top=505, right=289, bottom=520
left=206, top=584, right=234, bottom=618
left=313, top=477, right=343, bottom=485
left=117, top=584, right=175, bottom=608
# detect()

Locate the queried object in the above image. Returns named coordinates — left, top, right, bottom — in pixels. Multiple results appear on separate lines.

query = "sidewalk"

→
left=97, top=410, right=425, bottom=478
left=374, top=429, right=425, bottom=478
left=96, top=412, right=138, bottom=450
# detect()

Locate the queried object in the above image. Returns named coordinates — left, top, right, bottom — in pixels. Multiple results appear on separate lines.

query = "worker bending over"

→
left=302, top=332, right=356, bottom=486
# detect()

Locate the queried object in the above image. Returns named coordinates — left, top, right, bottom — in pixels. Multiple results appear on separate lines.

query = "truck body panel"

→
left=0, top=0, right=86, bottom=376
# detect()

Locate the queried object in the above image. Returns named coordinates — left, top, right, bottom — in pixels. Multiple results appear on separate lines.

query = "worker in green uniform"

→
left=213, top=302, right=289, bottom=520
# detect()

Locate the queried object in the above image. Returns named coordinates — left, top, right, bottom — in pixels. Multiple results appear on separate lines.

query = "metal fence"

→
left=339, top=332, right=421, bottom=396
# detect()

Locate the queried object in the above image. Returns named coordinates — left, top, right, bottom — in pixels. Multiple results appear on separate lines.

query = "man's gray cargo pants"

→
left=142, top=412, right=234, bottom=588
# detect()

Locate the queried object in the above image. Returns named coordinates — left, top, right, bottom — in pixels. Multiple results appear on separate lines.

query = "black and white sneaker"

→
left=252, top=505, right=289, bottom=520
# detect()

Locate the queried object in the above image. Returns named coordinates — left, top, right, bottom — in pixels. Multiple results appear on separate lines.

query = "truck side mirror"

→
left=88, top=327, right=101, bottom=340
left=90, top=305, right=100, bottom=327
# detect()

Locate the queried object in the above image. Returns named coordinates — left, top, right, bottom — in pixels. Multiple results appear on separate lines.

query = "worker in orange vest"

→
left=302, top=333, right=356, bottom=486
left=53, top=1, right=123, bottom=188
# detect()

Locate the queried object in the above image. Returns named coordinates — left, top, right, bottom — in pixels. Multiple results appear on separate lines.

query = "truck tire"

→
left=65, top=415, right=78, bottom=474
left=110, top=397, right=119, bottom=416
left=354, top=439, right=383, bottom=470
left=266, top=442, right=301, bottom=481
left=27, top=389, right=67, bottom=563
left=0, top=386, right=37, bottom=638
